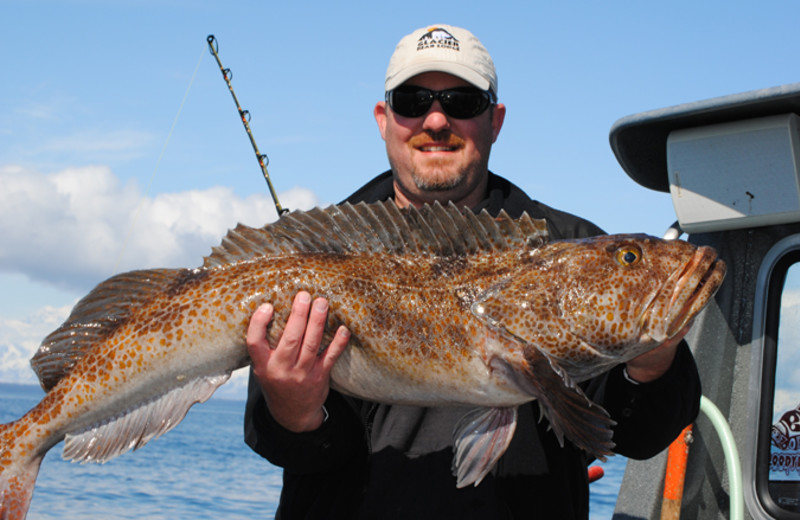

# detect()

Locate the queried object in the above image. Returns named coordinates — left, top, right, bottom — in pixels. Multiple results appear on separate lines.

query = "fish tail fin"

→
left=0, top=421, right=43, bottom=520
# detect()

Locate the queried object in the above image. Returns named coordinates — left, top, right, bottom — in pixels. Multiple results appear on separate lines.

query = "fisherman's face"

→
left=374, top=72, right=505, bottom=209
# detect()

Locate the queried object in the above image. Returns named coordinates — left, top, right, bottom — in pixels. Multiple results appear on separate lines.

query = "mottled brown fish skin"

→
left=0, top=202, right=726, bottom=517
left=469, top=233, right=725, bottom=383
left=0, top=247, right=529, bottom=480
left=16, top=233, right=720, bottom=426
left=317, top=249, right=533, bottom=405
left=322, top=234, right=725, bottom=405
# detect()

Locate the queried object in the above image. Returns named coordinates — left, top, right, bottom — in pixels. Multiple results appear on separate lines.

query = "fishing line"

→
left=114, top=42, right=207, bottom=272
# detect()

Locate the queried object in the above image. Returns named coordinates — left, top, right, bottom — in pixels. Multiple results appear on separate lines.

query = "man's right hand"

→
left=246, top=291, right=351, bottom=432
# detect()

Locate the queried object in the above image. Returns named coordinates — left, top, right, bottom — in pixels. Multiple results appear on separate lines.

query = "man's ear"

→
left=491, top=103, right=506, bottom=143
left=374, top=101, right=388, bottom=140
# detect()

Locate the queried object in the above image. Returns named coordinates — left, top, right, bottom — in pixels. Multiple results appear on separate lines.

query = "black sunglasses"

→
left=385, top=85, right=496, bottom=119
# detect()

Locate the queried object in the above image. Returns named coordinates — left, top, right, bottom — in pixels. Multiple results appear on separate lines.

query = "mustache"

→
left=408, top=132, right=466, bottom=149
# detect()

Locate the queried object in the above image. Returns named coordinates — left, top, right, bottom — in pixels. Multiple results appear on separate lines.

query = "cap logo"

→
left=417, top=27, right=460, bottom=52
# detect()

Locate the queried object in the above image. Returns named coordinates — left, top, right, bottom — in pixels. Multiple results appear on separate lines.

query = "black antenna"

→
left=207, top=34, right=289, bottom=216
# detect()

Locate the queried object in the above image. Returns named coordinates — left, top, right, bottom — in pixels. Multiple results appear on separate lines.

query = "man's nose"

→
left=422, top=101, right=451, bottom=133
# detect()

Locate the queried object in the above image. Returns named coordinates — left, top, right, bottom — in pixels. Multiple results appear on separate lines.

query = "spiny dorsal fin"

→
left=31, top=268, right=190, bottom=391
left=203, top=201, right=549, bottom=268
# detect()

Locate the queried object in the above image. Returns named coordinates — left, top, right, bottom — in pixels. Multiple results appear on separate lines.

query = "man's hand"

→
left=624, top=322, right=692, bottom=384
left=246, top=291, right=350, bottom=432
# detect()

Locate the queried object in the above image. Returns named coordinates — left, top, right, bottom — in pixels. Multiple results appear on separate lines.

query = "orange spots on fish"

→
left=2, top=205, right=725, bottom=519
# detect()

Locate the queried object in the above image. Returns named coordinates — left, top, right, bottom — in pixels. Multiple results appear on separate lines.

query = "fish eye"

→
left=615, top=246, right=642, bottom=267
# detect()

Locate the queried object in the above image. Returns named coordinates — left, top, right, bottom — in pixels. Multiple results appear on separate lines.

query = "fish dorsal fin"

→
left=203, top=201, right=549, bottom=268
left=30, top=268, right=189, bottom=391
left=62, top=373, right=230, bottom=463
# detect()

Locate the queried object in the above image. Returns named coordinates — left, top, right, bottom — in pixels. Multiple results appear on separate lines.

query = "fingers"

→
left=275, top=292, right=314, bottom=361
left=320, top=326, right=351, bottom=373
left=245, top=292, right=351, bottom=432
left=295, top=297, right=332, bottom=368
left=248, top=291, right=349, bottom=372
left=246, top=303, right=274, bottom=365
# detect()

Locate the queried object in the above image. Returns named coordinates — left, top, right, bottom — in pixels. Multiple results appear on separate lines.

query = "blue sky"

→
left=2, top=0, right=800, bottom=396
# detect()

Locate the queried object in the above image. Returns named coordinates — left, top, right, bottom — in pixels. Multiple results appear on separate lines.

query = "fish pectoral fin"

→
left=524, top=347, right=615, bottom=459
left=62, top=373, right=230, bottom=464
left=451, top=407, right=517, bottom=488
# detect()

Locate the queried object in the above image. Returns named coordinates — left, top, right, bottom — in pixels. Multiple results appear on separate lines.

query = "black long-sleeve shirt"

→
left=244, top=171, right=702, bottom=519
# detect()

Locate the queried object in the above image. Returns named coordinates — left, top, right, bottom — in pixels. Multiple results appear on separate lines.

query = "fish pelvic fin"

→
left=62, top=373, right=230, bottom=463
left=452, top=407, right=517, bottom=488
left=0, top=422, right=44, bottom=520
left=30, top=268, right=194, bottom=391
left=202, top=201, right=549, bottom=267
left=523, top=347, right=616, bottom=459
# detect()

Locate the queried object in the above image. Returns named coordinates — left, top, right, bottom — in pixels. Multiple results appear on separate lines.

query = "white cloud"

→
left=774, top=389, right=800, bottom=423
left=772, top=283, right=800, bottom=420
left=0, top=304, right=73, bottom=386
left=0, top=164, right=317, bottom=393
left=216, top=368, right=250, bottom=401
left=0, top=164, right=317, bottom=291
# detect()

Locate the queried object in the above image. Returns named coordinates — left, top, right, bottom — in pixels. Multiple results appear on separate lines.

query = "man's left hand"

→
left=624, top=322, right=692, bottom=383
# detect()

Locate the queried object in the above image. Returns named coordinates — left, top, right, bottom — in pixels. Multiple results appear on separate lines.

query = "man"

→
left=244, top=24, right=700, bottom=519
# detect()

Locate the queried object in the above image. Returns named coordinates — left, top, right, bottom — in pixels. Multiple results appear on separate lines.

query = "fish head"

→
left=555, top=234, right=725, bottom=357
left=472, top=234, right=726, bottom=380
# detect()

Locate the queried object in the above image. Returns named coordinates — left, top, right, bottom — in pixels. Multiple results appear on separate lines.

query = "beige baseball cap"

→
left=384, top=24, right=498, bottom=95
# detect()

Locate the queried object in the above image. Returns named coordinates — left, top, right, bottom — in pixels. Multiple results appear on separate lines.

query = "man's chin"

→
left=411, top=169, right=465, bottom=192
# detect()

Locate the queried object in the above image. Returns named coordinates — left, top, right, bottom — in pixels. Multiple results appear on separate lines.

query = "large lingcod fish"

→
left=0, top=201, right=725, bottom=519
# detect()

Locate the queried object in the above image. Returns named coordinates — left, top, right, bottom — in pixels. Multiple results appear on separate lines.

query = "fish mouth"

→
left=663, top=246, right=726, bottom=338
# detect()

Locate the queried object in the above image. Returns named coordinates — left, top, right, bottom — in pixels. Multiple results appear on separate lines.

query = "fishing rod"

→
left=207, top=34, right=289, bottom=216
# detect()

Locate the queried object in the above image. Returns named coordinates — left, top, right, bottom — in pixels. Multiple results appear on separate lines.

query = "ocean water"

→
left=0, top=383, right=625, bottom=519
